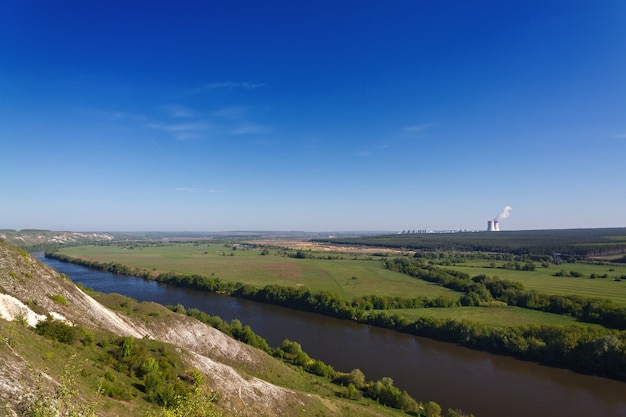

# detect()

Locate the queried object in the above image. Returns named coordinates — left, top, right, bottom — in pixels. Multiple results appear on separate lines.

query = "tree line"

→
left=364, top=310, right=626, bottom=378
left=168, top=304, right=471, bottom=417
left=319, top=228, right=626, bottom=258
left=383, top=257, right=626, bottom=330
left=46, top=251, right=626, bottom=380
left=45, top=252, right=459, bottom=316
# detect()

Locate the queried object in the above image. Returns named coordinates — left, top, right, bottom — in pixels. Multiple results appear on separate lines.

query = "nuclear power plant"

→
left=487, top=220, right=500, bottom=232
left=487, top=206, right=512, bottom=232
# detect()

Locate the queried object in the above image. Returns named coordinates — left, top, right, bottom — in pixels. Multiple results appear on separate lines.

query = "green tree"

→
left=424, top=400, right=442, bottom=417
left=344, top=383, right=359, bottom=400
left=348, top=368, right=365, bottom=389
left=278, top=339, right=310, bottom=367
left=141, top=358, right=160, bottom=376
left=34, top=317, right=76, bottom=344
left=121, top=336, right=135, bottom=358
left=146, top=385, right=221, bottom=417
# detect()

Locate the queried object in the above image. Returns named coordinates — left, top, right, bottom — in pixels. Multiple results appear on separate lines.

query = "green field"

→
left=58, top=244, right=458, bottom=300
left=381, top=306, right=595, bottom=328
left=446, top=262, right=626, bottom=305
left=56, top=242, right=626, bottom=329
left=45, top=238, right=626, bottom=383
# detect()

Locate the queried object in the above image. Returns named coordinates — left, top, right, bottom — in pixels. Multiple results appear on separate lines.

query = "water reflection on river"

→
left=38, top=254, right=626, bottom=417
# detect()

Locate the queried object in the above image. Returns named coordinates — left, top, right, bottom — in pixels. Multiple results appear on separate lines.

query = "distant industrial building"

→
left=487, top=220, right=500, bottom=232
left=401, top=229, right=430, bottom=234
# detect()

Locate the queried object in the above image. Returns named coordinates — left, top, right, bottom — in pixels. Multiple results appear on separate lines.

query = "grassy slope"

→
left=0, top=318, right=154, bottom=417
left=90, top=293, right=412, bottom=417
left=0, top=314, right=411, bottom=417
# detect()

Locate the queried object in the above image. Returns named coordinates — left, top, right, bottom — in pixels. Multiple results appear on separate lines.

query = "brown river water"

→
left=39, top=254, right=626, bottom=417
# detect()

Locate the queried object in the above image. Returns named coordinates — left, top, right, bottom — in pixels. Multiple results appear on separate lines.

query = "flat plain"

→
left=58, top=243, right=458, bottom=300
left=56, top=238, right=626, bottom=329
left=448, top=263, right=626, bottom=305
left=382, top=306, right=597, bottom=328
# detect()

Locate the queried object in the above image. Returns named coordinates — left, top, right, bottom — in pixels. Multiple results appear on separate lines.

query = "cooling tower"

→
left=487, top=220, right=500, bottom=232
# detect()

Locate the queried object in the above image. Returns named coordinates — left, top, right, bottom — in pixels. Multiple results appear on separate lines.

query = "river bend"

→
left=37, top=254, right=626, bottom=417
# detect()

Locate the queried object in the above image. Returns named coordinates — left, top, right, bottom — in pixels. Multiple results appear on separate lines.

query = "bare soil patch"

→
left=251, top=238, right=410, bottom=255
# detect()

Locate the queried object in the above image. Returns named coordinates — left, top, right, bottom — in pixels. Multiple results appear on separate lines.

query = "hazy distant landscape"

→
left=5, top=227, right=612, bottom=414
left=2, top=239, right=430, bottom=417
left=3, top=229, right=626, bottom=416
left=3, top=1, right=626, bottom=416
left=44, top=227, right=626, bottom=362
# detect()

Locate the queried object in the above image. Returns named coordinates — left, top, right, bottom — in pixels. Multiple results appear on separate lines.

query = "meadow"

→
left=55, top=240, right=626, bottom=329
left=381, top=305, right=596, bottom=328
left=58, top=243, right=458, bottom=300
left=49, top=237, right=626, bottom=381
left=447, top=262, right=626, bottom=305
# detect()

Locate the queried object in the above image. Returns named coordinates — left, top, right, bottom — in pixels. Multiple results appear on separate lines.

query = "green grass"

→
left=0, top=319, right=154, bottom=417
left=446, top=262, right=626, bottom=305
left=58, top=244, right=459, bottom=300
left=0, top=302, right=412, bottom=417
left=382, top=306, right=597, bottom=328
left=57, top=243, right=626, bottom=330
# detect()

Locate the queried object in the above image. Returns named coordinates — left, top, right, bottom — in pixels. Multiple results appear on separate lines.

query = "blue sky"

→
left=1, top=1, right=625, bottom=232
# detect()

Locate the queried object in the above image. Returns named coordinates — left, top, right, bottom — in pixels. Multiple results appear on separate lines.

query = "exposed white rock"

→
left=0, top=294, right=45, bottom=327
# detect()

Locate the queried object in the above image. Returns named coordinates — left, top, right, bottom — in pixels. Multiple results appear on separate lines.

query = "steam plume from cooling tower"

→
left=495, top=206, right=512, bottom=222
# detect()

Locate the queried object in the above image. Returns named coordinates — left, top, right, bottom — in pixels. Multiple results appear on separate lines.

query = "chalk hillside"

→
left=0, top=240, right=400, bottom=417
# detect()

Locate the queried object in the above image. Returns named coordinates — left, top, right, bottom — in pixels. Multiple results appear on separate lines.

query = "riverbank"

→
left=38, top=252, right=626, bottom=417
left=46, top=250, right=626, bottom=382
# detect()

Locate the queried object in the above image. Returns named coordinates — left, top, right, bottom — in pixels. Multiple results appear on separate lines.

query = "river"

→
left=37, top=254, right=626, bottom=417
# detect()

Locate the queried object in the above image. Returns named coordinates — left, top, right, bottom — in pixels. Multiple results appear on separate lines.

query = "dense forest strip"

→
left=46, top=251, right=626, bottom=381
left=317, top=228, right=626, bottom=257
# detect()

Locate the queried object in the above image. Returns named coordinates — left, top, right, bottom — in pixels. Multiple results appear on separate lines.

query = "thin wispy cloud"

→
left=403, top=124, right=431, bottom=133
left=211, top=106, right=248, bottom=120
left=356, top=125, right=424, bottom=157
left=231, top=122, right=270, bottom=135
left=160, top=104, right=194, bottom=118
left=211, top=106, right=271, bottom=135
left=148, top=122, right=211, bottom=140
left=188, top=81, right=266, bottom=95
left=174, top=187, right=222, bottom=193
left=614, top=133, right=626, bottom=139
left=148, top=122, right=210, bottom=132
left=151, top=139, right=164, bottom=152
left=174, top=132, right=205, bottom=141
left=74, top=107, right=147, bottom=122
left=203, top=81, right=265, bottom=90
left=356, top=142, right=392, bottom=157
left=248, top=137, right=277, bottom=146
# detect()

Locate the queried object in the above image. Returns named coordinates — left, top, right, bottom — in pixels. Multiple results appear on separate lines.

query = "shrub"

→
left=34, top=317, right=76, bottom=344
left=48, top=294, right=68, bottom=306
left=100, top=380, right=134, bottom=400
left=21, top=359, right=98, bottom=417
